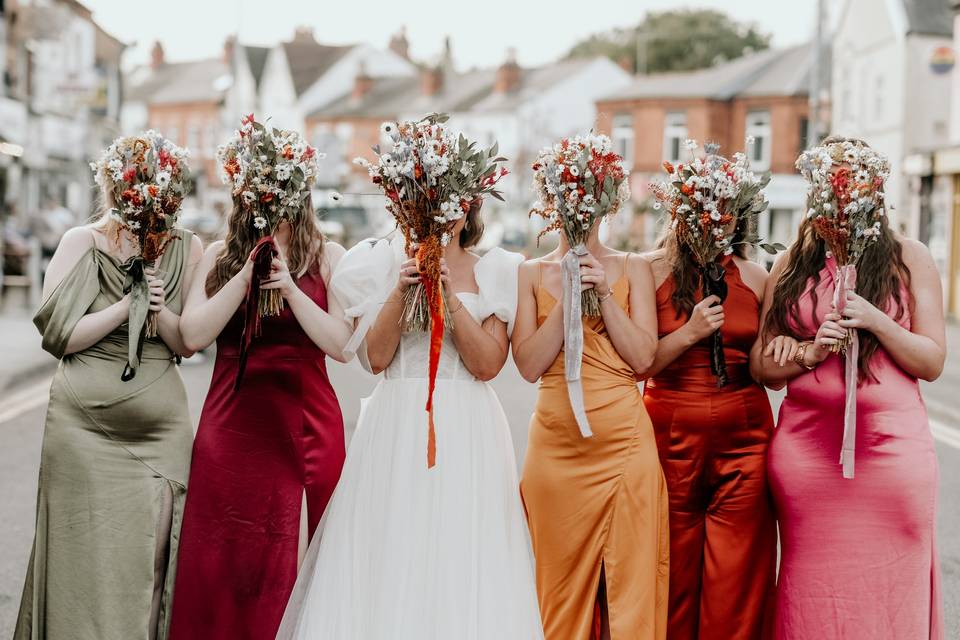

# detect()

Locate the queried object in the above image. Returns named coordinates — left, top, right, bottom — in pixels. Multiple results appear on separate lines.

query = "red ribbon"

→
left=234, top=236, right=278, bottom=391
left=423, top=275, right=444, bottom=468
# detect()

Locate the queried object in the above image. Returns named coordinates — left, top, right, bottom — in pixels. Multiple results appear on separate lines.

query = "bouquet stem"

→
left=259, top=289, right=284, bottom=317
left=702, top=261, right=729, bottom=387
left=581, top=289, right=601, bottom=317
left=145, top=310, right=159, bottom=338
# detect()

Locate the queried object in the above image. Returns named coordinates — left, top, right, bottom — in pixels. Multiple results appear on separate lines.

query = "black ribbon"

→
left=120, top=256, right=149, bottom=381
left=702, top=261, right=728, bottom=388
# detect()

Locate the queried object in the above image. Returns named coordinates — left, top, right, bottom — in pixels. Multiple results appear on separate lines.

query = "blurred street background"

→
left=2, top=0, right=960, bottom=636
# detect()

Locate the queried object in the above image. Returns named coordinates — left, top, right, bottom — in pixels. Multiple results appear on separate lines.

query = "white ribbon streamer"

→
left=562, top=244, right=592, bottom=438
left=834, top=264, right=858, bottom=479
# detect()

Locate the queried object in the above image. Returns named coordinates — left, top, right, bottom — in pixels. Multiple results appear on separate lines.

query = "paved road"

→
left=1, top=354, right=958, bottom=637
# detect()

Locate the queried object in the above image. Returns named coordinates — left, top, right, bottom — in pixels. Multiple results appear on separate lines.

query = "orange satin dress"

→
left=642, top=256, right=776, bottom=640
left=521, top=259, right=670, bottom=640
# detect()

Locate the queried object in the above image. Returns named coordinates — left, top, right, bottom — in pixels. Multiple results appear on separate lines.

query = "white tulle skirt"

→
left=277, top=377, right=545, bottom=640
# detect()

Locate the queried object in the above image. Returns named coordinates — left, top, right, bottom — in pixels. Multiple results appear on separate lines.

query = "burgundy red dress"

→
left=169, top=263, right=345, bottom=640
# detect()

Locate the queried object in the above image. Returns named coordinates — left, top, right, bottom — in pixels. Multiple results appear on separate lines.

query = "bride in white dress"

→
left=277, top=206, right=544, bottom=639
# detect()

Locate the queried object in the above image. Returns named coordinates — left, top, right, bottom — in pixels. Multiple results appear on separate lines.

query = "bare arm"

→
left=751, top=255, right=852, bottom=388
left=596, top=254, right=658, bottom=374
left=511, top=261, right=564, bottom=383
left=447, top=282, right=509, bottom=381
left=365, top=256, right=418, bottom=375
left=839, top=239, right=946, bottom=381
left=179, top=241, right=253, bottom=352
left=750, top=254, right=803, bottom=389
left=150, top=234, right=204, bottom=357
left=260, top=242, right=354, bottom=363
left=40, top=227, right=129, bottom=355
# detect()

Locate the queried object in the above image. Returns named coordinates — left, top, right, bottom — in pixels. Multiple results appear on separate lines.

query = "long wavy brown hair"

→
left=205, top=195, right=325, bottom=296
left=763, top=136, right=911, bottom=381
left=656, top=217, right=751, bottom=320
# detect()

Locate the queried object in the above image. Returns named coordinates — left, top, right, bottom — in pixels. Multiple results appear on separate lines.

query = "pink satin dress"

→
left=767, top=255, right=944, bottom=639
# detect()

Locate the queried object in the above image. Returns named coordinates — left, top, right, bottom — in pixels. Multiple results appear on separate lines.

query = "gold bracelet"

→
left=793, top=341, right=817, bottom=370
left=447, top=298, right=464, bottom=315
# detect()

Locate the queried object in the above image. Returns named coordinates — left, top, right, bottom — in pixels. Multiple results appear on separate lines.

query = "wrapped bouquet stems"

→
left=359, top=113, right=507, bottom=467
left=530, top=133, right=632, bottom=437
left=652, top=140, right=782, bottom=388
left=217, top=114, right=321, bottom=389
left=796, top=138, right=890, bottom=478
left=89, top=131, right=192, bottom=381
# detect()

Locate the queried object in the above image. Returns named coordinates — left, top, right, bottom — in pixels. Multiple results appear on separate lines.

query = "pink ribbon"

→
left=833, top=263, right=858, bottom=479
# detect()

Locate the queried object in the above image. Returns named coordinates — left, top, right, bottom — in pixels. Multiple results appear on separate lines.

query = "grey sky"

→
left=82, top=0, right=827, bottom=70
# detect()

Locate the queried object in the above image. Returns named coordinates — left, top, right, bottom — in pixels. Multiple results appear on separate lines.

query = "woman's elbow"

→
left=918, top=361, right=944, bottom=382
left=181, top=332, right=209, bottom=354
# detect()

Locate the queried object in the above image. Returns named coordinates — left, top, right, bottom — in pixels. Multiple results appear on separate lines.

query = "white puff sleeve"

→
left=330, top=236, right=405, bottom=362
left=473, top=247, right=524, bottom=335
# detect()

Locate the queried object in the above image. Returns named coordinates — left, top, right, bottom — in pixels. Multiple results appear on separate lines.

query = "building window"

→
left=745, top=110, right=771, bottom=171
left=799, top=117, right=810, bottom=152
left=187, top=123, right=200, bottom=154
left=612, top=113, right=634, bottom=168
left=663, top=112, right=687, bottom=163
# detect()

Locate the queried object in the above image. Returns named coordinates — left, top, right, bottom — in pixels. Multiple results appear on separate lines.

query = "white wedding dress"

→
left=277, top=237, right=544, bottom=640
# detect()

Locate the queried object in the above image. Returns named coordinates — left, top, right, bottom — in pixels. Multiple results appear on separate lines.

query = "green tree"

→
left=567, top=9, right=771, bottom=74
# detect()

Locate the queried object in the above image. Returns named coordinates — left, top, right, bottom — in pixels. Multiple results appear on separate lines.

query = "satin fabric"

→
left=768, top=255, right=944, bottom=639
left=17, top=231, right=194, bottom=640
left=643, top=257, right=776, bottom=640
left=169, top=262, right=345, bottom=640
left=521, top=260, right=669, bottom=640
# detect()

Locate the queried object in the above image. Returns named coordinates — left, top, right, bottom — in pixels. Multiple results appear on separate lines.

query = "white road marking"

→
left=932, top=420, right=960, bottom=451
left=0, top=380, right=49, bottom=424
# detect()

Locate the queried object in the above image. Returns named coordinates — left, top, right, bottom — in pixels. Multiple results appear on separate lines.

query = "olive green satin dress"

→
left=15, top=230, right=194, bottom=640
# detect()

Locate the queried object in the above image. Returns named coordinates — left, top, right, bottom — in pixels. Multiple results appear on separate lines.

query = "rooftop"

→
left=127, top=58, right=230, bottom=105
left=309, top=57, right=601, bottom=120
left=599, top=44, right=815, bottom=103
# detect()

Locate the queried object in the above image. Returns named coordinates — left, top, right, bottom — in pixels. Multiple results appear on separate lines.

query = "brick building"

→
left=596, top=44, right=816, bottom=258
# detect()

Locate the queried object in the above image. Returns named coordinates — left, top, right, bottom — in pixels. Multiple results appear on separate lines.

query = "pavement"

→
left=0, top=313, right=959, bottom=637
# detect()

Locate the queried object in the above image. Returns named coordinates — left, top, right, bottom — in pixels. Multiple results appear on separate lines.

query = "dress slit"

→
left=149, top=480, right=174, bottom=640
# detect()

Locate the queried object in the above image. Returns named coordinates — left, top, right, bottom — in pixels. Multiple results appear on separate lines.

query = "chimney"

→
left=293, top=25, right=315, bottom=42
left=223, top=36, right=236, bottom=65
left=389, top=26, right=410, bottom=60
left=494, top=48, right=521, bottom=94
left=440, top=35, right=454, bottom=73
left=420, top=64, right=443, bottom=97
left=150, top=41, right=165, bottom=70
left=352, top=62, right=374, bottom=100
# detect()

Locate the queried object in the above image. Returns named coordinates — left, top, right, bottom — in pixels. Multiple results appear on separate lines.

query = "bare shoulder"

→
left=625, top=251, right=654, bottom=284
left=202, top=240, right=225, bottom=260
left=187, top=234, right=204, bottom=265
left=733, top=256, right=768, bottom=299
left=734, top=256, right=768, bottom=278
left=58, top=225, right=97, bottom=253
left=768, top=250, right=792, bottom=280
left=323, top=240, right=346, bottom=262
left=321, top=240, right=346, bottom=278
left=898, top=236, right=936, bottom=269
left=640, top=248, right=670, bottom=282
